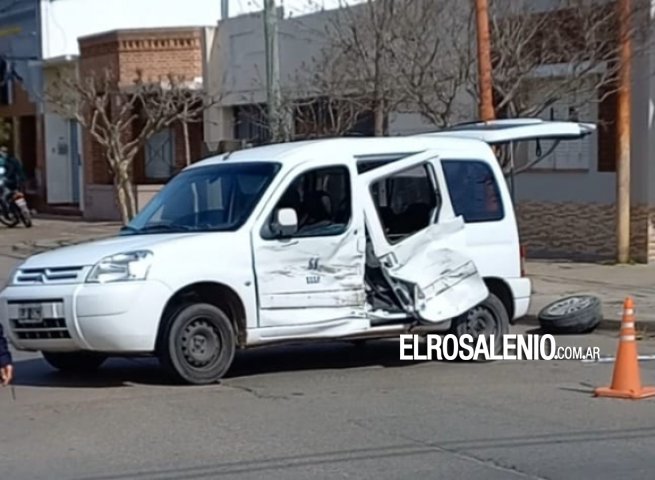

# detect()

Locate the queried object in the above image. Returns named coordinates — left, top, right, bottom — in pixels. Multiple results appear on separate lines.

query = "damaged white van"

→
left=0, top=120, right=594, bottom=384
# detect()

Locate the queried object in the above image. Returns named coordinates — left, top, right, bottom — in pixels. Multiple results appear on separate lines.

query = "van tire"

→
left=537, top=295, right=602, bottom=334
left=449, top=293, right=510, bottom=360
left=158, top=302, right=236, bottom=385
left=42, top=351, right=107, bottom=372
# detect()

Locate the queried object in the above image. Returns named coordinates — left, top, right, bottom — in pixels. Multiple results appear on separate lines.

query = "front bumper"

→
left=0, top=280, right=173, bottom=353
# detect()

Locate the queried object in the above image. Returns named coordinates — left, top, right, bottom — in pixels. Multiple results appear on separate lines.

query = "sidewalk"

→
left=0, top=218, right=120, bottom=259
left=526, top=260, right=655, bottom=329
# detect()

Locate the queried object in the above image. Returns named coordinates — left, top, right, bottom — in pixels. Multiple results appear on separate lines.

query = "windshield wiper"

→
left=120, top=225, right=139, bottom=234
left=128, top=224, right=195, bottom=234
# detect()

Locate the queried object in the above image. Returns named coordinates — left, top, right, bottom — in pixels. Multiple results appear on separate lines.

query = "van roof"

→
left=190, top=136, right=493, bottom=169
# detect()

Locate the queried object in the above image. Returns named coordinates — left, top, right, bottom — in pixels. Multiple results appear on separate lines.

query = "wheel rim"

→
left=545, top=296, right=592, bottom=316
left=463, top=305, right=499, bottom=339
left=177, top=317, right=222, bottom=370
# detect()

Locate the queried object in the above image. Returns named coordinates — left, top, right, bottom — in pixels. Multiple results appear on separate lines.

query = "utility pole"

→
left=221, top=0, right=229, bottom=19
left=263, top=0, right=284, bottom=142
left=474, top=0, right=495, bottom=121
left=616, top=0, right=632, bottom=263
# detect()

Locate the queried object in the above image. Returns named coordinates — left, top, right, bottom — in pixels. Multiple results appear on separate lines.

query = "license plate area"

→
left=18, top=304, right=43, bottom=323
left=9, top=300, right=70, bottom=339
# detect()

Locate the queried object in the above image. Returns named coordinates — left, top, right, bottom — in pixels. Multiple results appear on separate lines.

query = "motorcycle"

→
left=0, top=188, right=32, bottom=228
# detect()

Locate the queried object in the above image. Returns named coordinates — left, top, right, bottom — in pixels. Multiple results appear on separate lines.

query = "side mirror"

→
left=272, top=208, right=298, bottom=238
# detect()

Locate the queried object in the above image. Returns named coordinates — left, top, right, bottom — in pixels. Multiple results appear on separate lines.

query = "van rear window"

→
left=442, top=160, right=504, bottom=223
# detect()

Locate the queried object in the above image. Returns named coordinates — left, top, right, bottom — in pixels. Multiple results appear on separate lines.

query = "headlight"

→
left=86, top=250, right=154, bottom=284
left=4, top=261, right=24, bottom=288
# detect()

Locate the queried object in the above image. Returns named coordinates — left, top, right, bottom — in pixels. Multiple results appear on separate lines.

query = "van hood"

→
left=19, top=233, right=195, bottom=269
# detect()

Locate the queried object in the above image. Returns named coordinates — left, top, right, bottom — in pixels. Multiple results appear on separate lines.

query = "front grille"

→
left=8, top=300, right=71, bottom=340
left=14, top=266, right=84, bottom=285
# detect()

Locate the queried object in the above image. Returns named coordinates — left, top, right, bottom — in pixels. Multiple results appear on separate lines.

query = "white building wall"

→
left=39, top=0, right=363, bottom=60
left=205, top=5, right=476, bottom=142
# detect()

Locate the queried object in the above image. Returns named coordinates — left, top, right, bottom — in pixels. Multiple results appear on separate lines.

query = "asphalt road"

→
left=2, top=230, right=655, bottom=479
left=2, top=325, right=655, bottom=479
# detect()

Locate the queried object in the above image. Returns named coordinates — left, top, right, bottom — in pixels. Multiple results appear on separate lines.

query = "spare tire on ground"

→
left=538, top=295, right=602, bottom=334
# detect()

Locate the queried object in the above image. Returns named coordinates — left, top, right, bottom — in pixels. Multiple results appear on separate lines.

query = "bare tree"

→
left=312, top=0, right=477, bottom=134
left=166, top=78, right=222, bottom=166
left=239, top=51, right=371, bottom=142
left=321, top=0, right=405, bottom=136
left=388, top=0, right=476, bottom=128
left=456, top=0, right=651, bottom=174
left=45, top=69, right=220, bottom=224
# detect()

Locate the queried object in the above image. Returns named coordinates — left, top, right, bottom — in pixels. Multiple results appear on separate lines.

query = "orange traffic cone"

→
left=595, top=297, right=655, bottom=399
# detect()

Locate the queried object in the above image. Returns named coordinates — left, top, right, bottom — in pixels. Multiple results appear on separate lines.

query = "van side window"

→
left=442, top=160, right=504, bottom=223
left=369, top=163, right=438, bottom=243
left=268, top=165, right=351, bottom=238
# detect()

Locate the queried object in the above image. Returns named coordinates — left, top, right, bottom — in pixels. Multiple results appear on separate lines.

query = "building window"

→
left=520, top=77, right=597, bottom=172
left=442, top=160, right=504, bottom=223
left=145, top=128, right=175, bottom=180
left=234, top=104, right=268, bottom=145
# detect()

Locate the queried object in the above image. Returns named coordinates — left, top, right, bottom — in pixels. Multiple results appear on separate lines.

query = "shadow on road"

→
left=12, top=339, right=427, bottom=388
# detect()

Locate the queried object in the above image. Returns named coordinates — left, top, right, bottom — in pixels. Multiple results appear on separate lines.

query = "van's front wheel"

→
left=158, top=303, right=236, bottom=385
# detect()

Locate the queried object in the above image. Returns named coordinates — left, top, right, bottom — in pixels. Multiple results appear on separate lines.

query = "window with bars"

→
left=145, top=128, right=176, bottom=180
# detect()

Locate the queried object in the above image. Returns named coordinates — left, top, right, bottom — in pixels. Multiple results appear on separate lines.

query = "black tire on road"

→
left=158, top=303, right=236, bottom=385
left=0, top=211, right=18, bottom=228
left=449, top=293, right=510, bottom=360
left=42, top=351, right=107, bottom=372
left=538, top=295, right=602, bottom=334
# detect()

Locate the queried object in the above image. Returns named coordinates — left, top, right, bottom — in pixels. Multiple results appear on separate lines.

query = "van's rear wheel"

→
left=450, top=293, right=510, bottom=359
left=158, top=303, right=236, bottom=385
left=42, top=351, right=107, bottom=372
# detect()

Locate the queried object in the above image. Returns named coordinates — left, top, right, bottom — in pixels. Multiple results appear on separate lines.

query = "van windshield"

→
left=122, top=162, right=281, bottom=235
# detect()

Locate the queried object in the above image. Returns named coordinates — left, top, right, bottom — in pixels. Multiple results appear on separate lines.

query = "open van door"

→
left=359, top=150, right=489, bottom=324
left=415, top=118, right=596, bottom=144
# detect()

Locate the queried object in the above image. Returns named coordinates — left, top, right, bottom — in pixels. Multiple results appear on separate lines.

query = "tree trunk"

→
left=111, top=157, right=137, bottom=225
left=374, top=98, right=385, bottom=137
left=114, top=176, right=131, bottom=226
left=182, top=121, right=191, bottom=166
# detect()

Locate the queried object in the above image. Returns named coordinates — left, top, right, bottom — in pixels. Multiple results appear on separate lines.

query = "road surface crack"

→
left=348, top=419, right=550, bottom=480
left=226, top=384, right=289, bottom=400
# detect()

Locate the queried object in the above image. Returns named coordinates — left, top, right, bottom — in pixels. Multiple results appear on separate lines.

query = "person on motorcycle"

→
left=0, top=145, right=25, bottom=196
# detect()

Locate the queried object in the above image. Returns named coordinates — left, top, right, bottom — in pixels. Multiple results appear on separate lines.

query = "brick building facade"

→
left=77, top=27, right=207, bottom=220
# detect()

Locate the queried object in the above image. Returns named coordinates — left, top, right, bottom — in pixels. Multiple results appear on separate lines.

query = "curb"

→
left=516, top=315, right=655, bottom=335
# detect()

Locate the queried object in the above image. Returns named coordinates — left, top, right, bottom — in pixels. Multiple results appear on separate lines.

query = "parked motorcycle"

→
left=0, top=189, right=32, bottom=228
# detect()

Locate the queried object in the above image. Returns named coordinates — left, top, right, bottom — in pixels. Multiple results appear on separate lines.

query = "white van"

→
left=0, top=120, right=594, bottom=384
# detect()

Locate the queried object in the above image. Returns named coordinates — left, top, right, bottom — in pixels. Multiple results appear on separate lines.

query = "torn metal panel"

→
left=257, top=306, right=367, bottom=330
left=253, top=224, right=366, bottom=327
left=249, top=316, right=371, bottom=344
left=378, top=219, right=489, bottom=323
left=357, top=148, right=490, bottom=325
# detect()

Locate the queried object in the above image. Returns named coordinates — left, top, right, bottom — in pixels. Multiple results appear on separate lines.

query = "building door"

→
left=45, top=113, right=73, bottom=204
left=69, top=119, right=80, bottom=204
